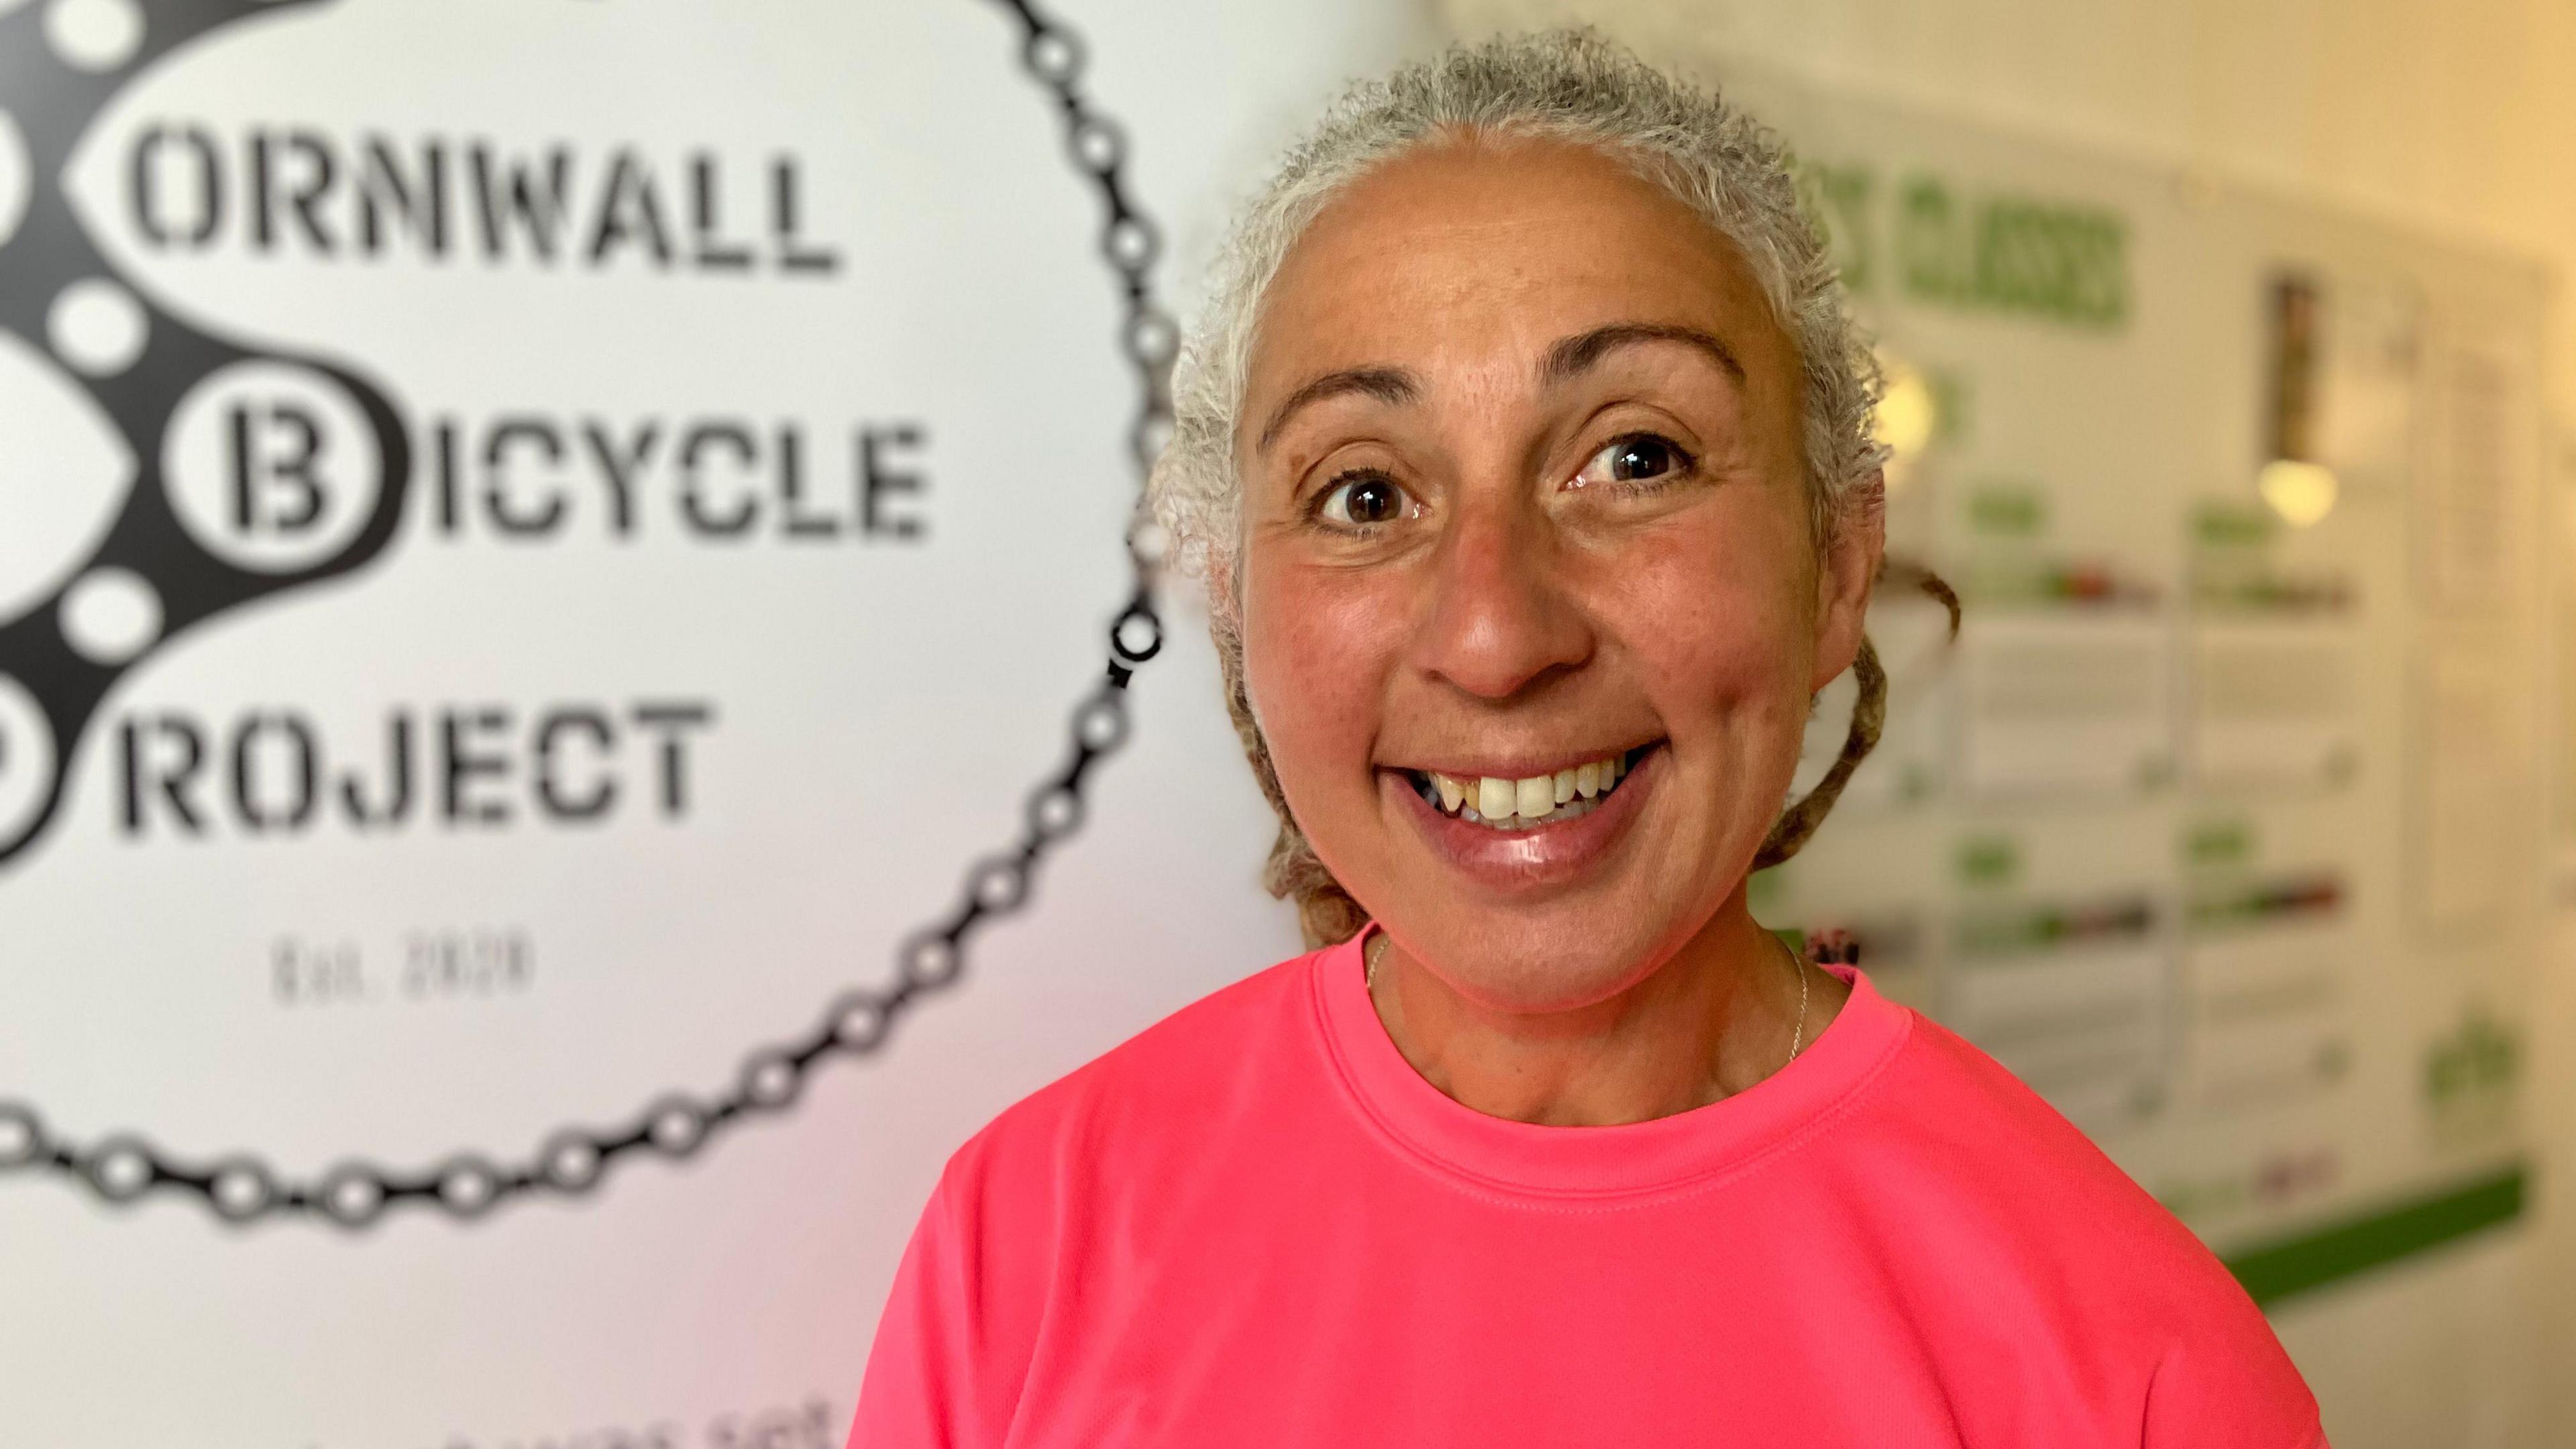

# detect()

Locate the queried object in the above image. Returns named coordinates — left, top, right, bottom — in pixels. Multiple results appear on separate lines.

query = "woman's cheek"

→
left=1242, top=558, right=1403, bottom=809
left=1615, top=544, right=1809, bottom=727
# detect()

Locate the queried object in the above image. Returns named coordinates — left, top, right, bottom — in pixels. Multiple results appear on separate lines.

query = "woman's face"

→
left=1236, top=137, right=1879, bottom=1010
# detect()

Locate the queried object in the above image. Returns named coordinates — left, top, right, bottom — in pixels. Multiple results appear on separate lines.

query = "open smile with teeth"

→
left=1406, top=747, right=1650, bottom=831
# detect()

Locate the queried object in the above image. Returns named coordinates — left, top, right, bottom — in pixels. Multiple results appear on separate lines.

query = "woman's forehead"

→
left=1250, top=138, right=1795, bottom=403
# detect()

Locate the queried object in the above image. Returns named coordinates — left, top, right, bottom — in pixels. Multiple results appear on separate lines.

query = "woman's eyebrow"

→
left=1256, top=366, right=1419, bottom=453
left=1542, top=322, right=1747, bottom=388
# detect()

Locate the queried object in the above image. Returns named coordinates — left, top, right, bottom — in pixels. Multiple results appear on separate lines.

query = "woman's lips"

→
left=1383, top=744, right=1662, bottom=892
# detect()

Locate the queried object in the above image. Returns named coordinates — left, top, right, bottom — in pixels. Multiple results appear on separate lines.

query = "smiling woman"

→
left=851, top=30, right=2325, bottom=1449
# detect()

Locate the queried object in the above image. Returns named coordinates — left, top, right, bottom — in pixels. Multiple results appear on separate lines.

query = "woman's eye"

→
left=1318, top=473, right=1412, bottom=528
left=1572, top=434, right=1693, bottom=490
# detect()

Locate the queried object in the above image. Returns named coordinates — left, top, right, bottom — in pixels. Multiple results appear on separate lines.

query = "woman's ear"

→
left=1811, top=469, right=1886, bottom=693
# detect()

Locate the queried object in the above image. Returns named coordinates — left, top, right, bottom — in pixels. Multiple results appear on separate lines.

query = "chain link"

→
left=0, top=0, right=1172, bottom=1228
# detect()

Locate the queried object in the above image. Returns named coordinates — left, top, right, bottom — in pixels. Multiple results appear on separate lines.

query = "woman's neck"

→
left=1365, top=898, right=1849, bottom=1126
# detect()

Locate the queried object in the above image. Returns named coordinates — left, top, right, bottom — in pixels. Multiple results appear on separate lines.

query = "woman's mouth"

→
left=1401, top=746, right=1651, bottom=830
left=1381, top=742, right=1664, bottom=890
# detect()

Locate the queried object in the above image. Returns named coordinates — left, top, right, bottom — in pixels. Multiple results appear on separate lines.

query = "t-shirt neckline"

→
left=1309, top=922, right=1911, bottom=1202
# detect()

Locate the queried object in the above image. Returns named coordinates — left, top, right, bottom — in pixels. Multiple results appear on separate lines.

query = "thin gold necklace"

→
left=1780, top=933, right=1812, bottom=1062
left=1361, top=930, right=1813, bottom=1062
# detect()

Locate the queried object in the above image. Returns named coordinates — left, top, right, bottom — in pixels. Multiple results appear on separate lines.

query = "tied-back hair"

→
left=1149, top=28, right=1946, bottom=949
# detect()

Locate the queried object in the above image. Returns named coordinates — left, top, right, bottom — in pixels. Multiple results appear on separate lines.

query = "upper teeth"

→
left=1428, top=754, right=1627, bottom=824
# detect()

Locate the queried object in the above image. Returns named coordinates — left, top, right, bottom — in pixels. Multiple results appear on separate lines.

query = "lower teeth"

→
left=1460, top=796, right=1602, bottom=830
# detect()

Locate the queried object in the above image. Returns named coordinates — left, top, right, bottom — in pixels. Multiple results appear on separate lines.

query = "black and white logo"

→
left=0, top=0, right=1171, bottom=1227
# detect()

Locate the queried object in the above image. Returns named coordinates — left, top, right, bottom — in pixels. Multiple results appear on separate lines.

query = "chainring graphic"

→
left=0, top=0, right=1173, bottom=1227
left=0, top=0, right=411, bottom=867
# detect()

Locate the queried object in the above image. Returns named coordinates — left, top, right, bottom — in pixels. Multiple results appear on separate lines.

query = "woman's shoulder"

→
left=1854, top=1002, right=2217, bottom=1256
left=1846, top=996, right=2310, bottom=1410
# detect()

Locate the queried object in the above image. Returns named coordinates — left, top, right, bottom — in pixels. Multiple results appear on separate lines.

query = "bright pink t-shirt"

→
left=853, top=931, right=2326, bottom=1447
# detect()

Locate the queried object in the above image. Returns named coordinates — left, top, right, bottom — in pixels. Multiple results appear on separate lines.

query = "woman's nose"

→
left=1413, top=494, right=1593, bottom=701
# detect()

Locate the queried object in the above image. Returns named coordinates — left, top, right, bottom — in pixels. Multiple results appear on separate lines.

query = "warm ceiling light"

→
left=2257, top=459, right=2337, bottom=528
left=1874, top=352, right=1936, bottom=490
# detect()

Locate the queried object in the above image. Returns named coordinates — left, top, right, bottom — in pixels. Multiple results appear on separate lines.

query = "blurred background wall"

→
left=3, top=1, right=2571, bottom=1445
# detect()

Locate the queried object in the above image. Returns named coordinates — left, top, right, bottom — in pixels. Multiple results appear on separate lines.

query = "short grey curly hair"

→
left=1148, top=28, right=1890, bottom=947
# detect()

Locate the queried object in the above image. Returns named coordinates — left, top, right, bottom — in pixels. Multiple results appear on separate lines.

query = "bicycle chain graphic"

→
left=0, top=0, right=1174, bottom=1227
